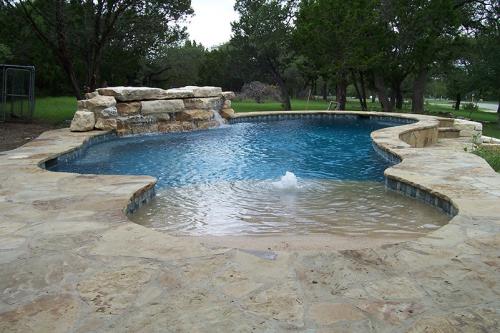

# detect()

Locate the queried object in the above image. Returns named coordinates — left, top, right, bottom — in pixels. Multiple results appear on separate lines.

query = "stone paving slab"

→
left=0, top=111, right=499, bottom=332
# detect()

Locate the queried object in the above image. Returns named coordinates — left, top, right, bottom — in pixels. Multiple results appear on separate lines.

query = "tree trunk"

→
left=19, top=0, right=82, bottom=99
left=280, top=86, right=292, bottom=110
left=86, top=47, right=103, bottom=91
left=53, top=1, right=79, bottom=99
left=322, top=81, right=328, bottom=101
left=389, top=89, right=396, bottom=109
left=351, top=71, right=367, bottom=111
left=411, top=69, right=428, bottom=113
left=497, top=98, right=499, bottom=127
left=60, top=57, right=82, bottom=100
left=455, top=93, right=461, bottom=111
left=395, top=84, right=403, bottom=109
left=374, top=74, right=392, bottom=112
left=266, top=58, right=291, bottom=110
left=359, top=71, right=368, bottom=110
left=336, top=74, right=347, bottom=110
left=274, top=75, right=291, bottom=110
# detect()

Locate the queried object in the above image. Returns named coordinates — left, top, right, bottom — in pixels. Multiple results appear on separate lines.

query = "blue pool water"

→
left=51, top=118, right=397, bottom=187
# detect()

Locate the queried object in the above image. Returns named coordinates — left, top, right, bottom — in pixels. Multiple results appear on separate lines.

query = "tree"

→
left=0, top=44, right=12, bottom=62
left=232, top=0, right=297, bottom=110
left=443, top=1, right=499, bottom=124
left=467, top=1, right=500, bottom=125
left=471, top=31, right=500, bottom=124
left=135, top=41, right=206, bottom=88
left=380, top=0, right=466, bottom=113
left=443, top=60, right=472, bottom=111
left=3, top=0, right=192, bottom=99
left=295, top=0, right=383, bottom=110
left=198, top=43, right=255, bottom=92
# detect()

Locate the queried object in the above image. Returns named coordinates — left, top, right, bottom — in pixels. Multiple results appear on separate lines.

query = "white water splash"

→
left=272, top=171, right=299, bottom=190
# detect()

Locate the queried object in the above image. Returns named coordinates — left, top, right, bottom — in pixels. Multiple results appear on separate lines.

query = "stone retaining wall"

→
left=70, top=86, right=235, bottom=136
left=481, top=135, right=500, bottom=152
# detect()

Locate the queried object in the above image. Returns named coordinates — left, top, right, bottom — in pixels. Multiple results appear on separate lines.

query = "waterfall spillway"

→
left=211, top=109, right=226, bottom=126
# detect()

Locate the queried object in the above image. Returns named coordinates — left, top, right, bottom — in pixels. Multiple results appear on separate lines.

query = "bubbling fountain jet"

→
left=272, top=171, right=299, bottom=190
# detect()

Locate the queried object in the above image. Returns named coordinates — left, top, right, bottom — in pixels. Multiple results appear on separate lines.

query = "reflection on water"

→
left=131, top=178, right=449, bottom=237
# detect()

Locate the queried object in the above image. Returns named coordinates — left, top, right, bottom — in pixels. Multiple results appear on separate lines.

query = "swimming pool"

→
left=50, top=116, right=449, bottom=236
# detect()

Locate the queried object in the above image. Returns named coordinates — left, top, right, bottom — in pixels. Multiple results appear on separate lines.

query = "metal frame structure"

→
left=0, top=64, right=35, bottom=122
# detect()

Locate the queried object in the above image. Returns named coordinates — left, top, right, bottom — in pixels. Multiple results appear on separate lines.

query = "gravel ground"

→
left=0, top=122, right=59, bottom=152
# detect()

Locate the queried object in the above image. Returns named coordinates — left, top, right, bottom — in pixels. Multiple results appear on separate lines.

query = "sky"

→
left=186, top=0, right=238, bottom=48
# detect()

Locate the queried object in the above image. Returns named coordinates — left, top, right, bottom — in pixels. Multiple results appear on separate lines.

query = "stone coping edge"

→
left=38, top=130, right=158, bottom=215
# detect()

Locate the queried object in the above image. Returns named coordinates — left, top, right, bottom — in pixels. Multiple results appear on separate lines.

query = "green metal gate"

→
left=0, top=64, right=35, bottom=122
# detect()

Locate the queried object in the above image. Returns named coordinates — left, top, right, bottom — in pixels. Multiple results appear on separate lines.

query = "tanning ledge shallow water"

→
left=131, top=177, right=448, bottom=237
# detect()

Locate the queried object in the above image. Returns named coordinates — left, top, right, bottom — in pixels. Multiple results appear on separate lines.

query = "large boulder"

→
left=98, top=106, right=118, bottom=118
left=141, top=100, right=184, bottom=115
left=95, top=118, right=117, bottom=131
left=157, top=121, right=195, bottom=133
left=176, top=109, right=214, bottom=121
left=220, top=108, right=235, bottom=120
left=183, top=86, right=222, bottom=98
left=453, top=119, right=482, bottom=138
left=222, top=91, right=236, bottom=100
left=117, top=116, right=158, bottom=135
left=70, top=111, right=95, bottom=132
left=78, top=95, right=116, bottom=113
left=197, top=120, right=219, bottom=130
left=85, top=91, right=99, bottom=99
left=164, top=88, right=196, bottom=99
left=183, top=97, right=223, bottom=110
left=97, top=87, right=170, bottom=101
left=116, top=102, right=141, bottom=116
left=162, top=86, right=222, bottom=99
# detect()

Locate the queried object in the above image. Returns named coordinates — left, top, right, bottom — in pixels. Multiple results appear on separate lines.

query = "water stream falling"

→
left=211, top=109, right=226, bottom=126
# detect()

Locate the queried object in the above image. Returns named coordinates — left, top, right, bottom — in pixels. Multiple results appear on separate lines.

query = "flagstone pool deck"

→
left=0, top=111, right=499, bottom=332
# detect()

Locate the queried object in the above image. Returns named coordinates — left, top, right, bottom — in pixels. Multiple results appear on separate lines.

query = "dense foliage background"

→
left=0, top=0, right=498, bottom=118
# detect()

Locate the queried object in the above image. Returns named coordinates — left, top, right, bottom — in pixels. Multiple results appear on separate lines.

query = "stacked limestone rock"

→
left=70, top=86, right=235, bottom=135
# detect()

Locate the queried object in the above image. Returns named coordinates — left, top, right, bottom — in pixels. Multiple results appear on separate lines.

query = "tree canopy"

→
left=0, top=0, right=498, bottom=122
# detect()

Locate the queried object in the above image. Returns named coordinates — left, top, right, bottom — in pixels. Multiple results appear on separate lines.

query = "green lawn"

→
left=423, top=106, right=500, bottom=138
left=482, top=123, right=500, bottom=139
left=474, top=147, right=500, bottom=172
left=31, top=96, right=500, bottom=138
left=33, top=96, right=77, bottom=124
left=232, top=98, right=489, bottom=114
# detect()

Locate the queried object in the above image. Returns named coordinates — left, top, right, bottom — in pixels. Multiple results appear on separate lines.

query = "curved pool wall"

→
left=40, top=111, right=458, bottom=218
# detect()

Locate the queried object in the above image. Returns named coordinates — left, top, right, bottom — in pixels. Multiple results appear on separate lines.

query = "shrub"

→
left=474, top=147, right=500, bottom=172
left=238, top=81, right=281, bottom=103
left=462, top=103, right=478, bottom=112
